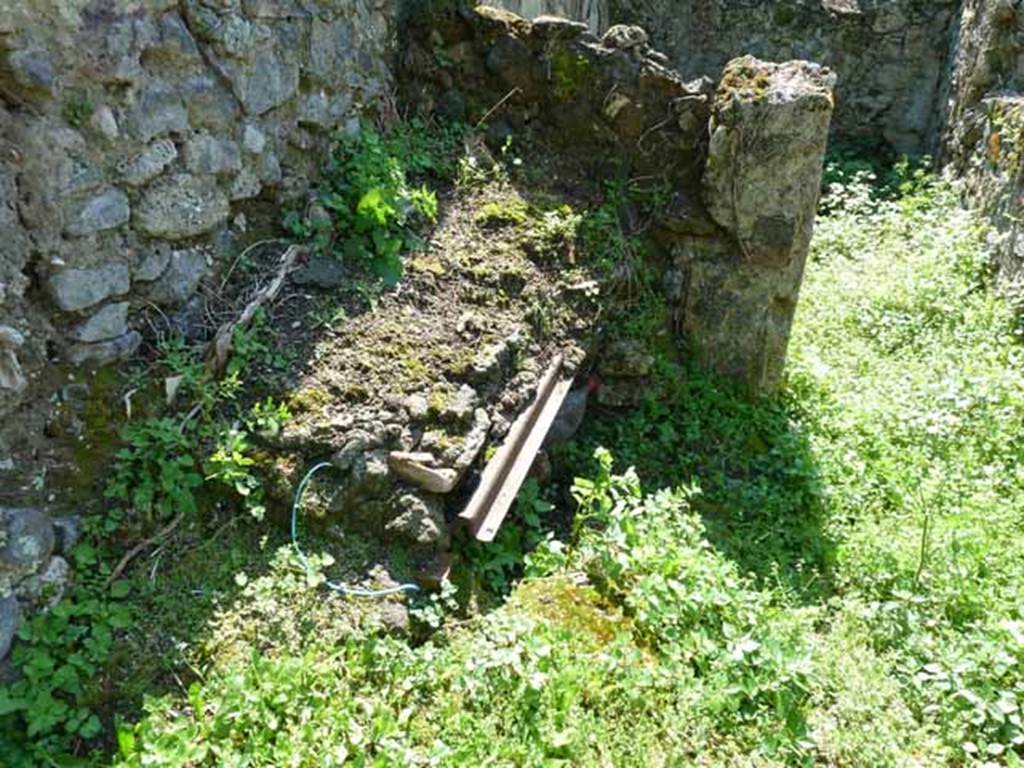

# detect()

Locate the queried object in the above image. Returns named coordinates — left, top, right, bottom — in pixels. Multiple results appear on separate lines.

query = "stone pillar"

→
left=682, top=56, right=835, bottom=394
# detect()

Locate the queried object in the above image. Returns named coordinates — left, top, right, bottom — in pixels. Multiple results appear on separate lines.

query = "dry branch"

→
left=205, top=244, right=307, bottom=376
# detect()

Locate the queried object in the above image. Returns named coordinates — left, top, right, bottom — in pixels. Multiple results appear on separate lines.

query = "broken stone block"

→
left=48, top=265, right=131, bottom=312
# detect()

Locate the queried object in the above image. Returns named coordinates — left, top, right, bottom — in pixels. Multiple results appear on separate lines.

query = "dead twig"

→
left=205, top=244, right=307, bottom=376
left=476, top=87, right=521, bottom=129
left=106, top=513, right=184, bottom=586
left=217, top=238, right=289, bottom=295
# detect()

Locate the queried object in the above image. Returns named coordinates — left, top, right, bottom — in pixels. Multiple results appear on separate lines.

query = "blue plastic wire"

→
left=291, top=461, right=420, bottom=598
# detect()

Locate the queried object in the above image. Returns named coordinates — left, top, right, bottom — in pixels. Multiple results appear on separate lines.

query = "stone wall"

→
left=0, top=0, right=396, bottom=636
left=492, top=0, right=960, bottom=154
left=608, top=1, right=961, bottom=154
left=0, top=0, right=394, bottom=457
left=943, top=0, right=1024, bottom=290
left=489, top=0, right=1024, bottom=295
left=402, top=7, right=835, bottom=393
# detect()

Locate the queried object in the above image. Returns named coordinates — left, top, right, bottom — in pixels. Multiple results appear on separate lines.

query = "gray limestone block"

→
left=136, top=174, right=230, bottom=240
left=184, top=134, right=243, bottom=176
left=126, top=81, right=189, bottom=142
left=0, top=595, right=18, bottom=661
left=229, top=168, right=262, bottom=201
left=242, top=124, right=267, bottom=154
left=135, top=244, right=172, bottom=282
left=185, top=74, right=242, bottom=132
left=67, top=302, right=130, bottom=343
left=119, top=139, right=178, bottom=187
left=0, top=508, right=55, bottom=586
left=66, top=330, right=142, bottom=366
left=48, top=265, right=131, bottom=312
left=219, top=50, right=299, bottom=116
left=4, top=48, right=56, bottom=96
left=64, top=189, right=131, bottom=237
left=145, top=249, right=208, bottom=306
left=147, top=12, right=202, bottom=65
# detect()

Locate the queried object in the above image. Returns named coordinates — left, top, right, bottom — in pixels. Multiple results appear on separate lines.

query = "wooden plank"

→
left=459, top=354, right=573, bottom=542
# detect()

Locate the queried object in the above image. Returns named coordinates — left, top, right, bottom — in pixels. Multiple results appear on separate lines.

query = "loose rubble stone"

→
left=404, top=394, right=429, bottom=420
left=442, top=384, right=480, bottom=425
left=49, top=265, right=130, bottom=312
left=89, top=106, right=119, bottom=139
left=602, top=24, right=649, bottom=50
left=454, top=408, right=491, bottom=471
left=376, top=600, right=410, bottom=635
left=0, top=508, right=54, bottom=590
left=389, top=452, right=460, bottom=494
left=119, top=139, right=178, bottom=187
left=64, top=189, right=131, bottom=236
left=67, top=302, right=130, bottom=343
left=229, top=169, right=262, bottom=201
left=136, top=174, right=230, bottom=240
left=385, top=493, right=448, bottom=549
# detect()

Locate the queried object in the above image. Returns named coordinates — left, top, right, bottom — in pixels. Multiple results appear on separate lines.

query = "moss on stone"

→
left=550, top=48, right=592, bottom=100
